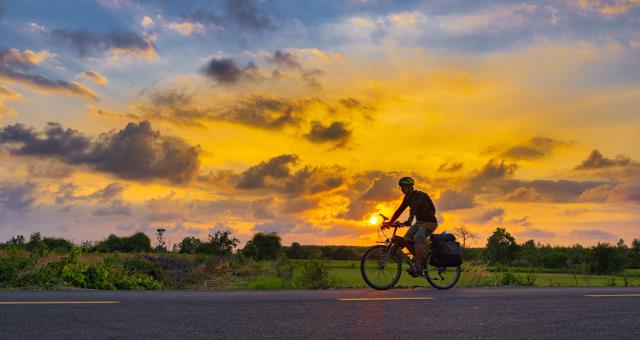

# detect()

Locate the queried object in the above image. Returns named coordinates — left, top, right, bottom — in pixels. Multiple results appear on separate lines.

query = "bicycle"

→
left=360, top=214, right=461, bottom=290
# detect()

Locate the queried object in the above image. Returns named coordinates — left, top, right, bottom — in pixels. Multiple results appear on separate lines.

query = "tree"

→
left=632, top=239, right=640, bottom=256
left=8, top=235, right=25, bottom=245
left=590, top=242, right=624, bottom=274
left=485, top=227, right=519, bottom=264
left=617, top=238, right=627, bottom=249
left=26, top=232, right=42, bottom=250
left=178, top=236, right=201, bottom=254
left=155, top=228, right=167, bottom=252
left=454, top=226, right=480, bottom=247
left=520, top=239, right=538, bottom=266
left=244, top=232, right=281, bottom=260
left=286, top=242, right=307, bottom=259
left=196, top=230, right=240, bottom=256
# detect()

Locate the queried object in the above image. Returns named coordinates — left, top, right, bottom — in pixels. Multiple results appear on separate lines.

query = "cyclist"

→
left=383, top=176, right=438, bottom=276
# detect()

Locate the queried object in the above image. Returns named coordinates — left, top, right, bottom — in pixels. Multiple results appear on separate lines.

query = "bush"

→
left=299, top=261, right=329, bottom=289
left=500, top=271, right=522, bottom=286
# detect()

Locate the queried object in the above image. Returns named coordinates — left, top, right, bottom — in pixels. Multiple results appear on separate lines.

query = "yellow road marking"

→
left=0, top=301, right=119, bottom=305
left=338, top=297, right=434, bottom=301
left=584, top=294, right=640, bottom=297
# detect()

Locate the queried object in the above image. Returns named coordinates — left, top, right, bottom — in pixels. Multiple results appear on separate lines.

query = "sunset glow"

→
left=0, top=0, right=639, bottom=247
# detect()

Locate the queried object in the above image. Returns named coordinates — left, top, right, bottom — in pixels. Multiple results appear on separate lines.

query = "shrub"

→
left=299, top=261, right=329, bottom=289
left=500, top=272, right=522, bottom=286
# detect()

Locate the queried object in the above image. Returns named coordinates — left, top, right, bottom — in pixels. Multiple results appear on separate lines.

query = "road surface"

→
left=1, top=287, right=639, bottom=339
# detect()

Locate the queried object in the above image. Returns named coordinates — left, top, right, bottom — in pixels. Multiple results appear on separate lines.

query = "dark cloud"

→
left=219, top=95, right=308, bottom=129
left=304, top=121, right=351, bottom=147
left=504, top=179, right=607, bottom=203
left=341, top=173, right=401, bottom=220
left=580, top=184, right=640, bottom=204
left=575, top=150, right=632, bottom=170
left=500, top=137, right=568, bottom=160
left=248, top=197, right=276, bottom=219
left=237, top=154, right=298, bottom=189
left=471, top=207, right=505, bottom=224
left=359, top=173, right=400, bottom=202
left=230, top=154, right=344, bottom=196
left=55, top=182, right=125, bottom=205
left=0, top=48, right=96, bottom=99
left=0, top=121, right=200, bottom=183
left=436, top=189, right=476, bottom=211
left=438, top=162, right=463, bottom=172
left=0, top=181, right=37, bottom=212
left=199, top=57, right=260, bottom=84
left=252, top=220, right=318, bottom=234
left=27, top=161, right=74, bottom=179
left=51, top=29, right=155, bottom=58
left=136, top=88, right=210, bottom=126
left=92, top=200, right=132, bottom=216
left=226, top=0, right=272, bottom=30
left=265, top=50, right=300, bottom=69
left=300, top=69, right=324, bottom=90
left=469, top=159, right=518, bottom=189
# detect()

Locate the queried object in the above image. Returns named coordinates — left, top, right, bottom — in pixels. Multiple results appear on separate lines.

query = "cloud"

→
left=133, top=88, right=210, bottom=126
left=199, top=57, right=259, bottom=84
left=218, top=95, right=308, bottom=129
left=248, top=197, right=275, bottom=219
left=437, top=189, right=476, bottom=211
left=26, top=161, right=74, bottom=179
left=438, top=162, right=463, bottom=172
left=264, top=50, right=301, bottom=69
left=575, top=0, right=640, bottom=17
left=517, top=228, right=556, bottom=239
left=167, top=22, right=205, bottom=36
left=471, top=207, right=505, bottom=224
left=568, top=229, right=616, bottom=240
left=499, top=137, right=569, bottom=160
left=0, top=84, right=22, bottom=118
left=236, top=154, right=298, bottom=189
left=469, top=159, right=518, bottom=190
left=304, top=121, right=352, bottom=147
left=77, top=70, right=108, bottom=85
left=0, top=121, right=200, bottom=183
left=0, top=181, right=37, bottom=212
left=52, top=29, right=156, bottom=59
left=92, top=200, right=132, bottom=216
left=225, top=0, right=272, bottom=31
left=140, top=16, right=154, bottom=27
left=55, top=182, right=126, bottom=205
left=580, top=183, right=640, bottom=204
left=0, top=48, right=96, bottom=99
left=575, top=149, right=632, bottom=170
left=504, top=179, right=606, bottom=203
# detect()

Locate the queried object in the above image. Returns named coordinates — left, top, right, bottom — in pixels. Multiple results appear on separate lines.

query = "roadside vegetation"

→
left=1, top=227, right=639, bottom=290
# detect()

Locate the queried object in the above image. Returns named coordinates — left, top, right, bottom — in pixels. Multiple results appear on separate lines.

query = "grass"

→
left=316, top=261, right=640, bottom=288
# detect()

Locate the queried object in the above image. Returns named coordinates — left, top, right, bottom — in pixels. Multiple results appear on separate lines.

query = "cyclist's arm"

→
left=403, top=213, right=414, bottom=226
left=390, top=199, right=408, bottom=223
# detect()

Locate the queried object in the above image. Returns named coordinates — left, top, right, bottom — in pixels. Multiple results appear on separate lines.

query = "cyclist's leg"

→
left=403, top=225, right=418, bottom=256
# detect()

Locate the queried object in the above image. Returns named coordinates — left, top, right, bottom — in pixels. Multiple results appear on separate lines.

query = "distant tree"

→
left=590, top=242, right=624, bottom=274
left=633, top=239, right=640, bottom=256
left=155, top=228, right=167, bottom=252
left=454, top=226, right=480, bottom=247
left=95, top=233, right=151, bottom=252
left=41, top=237, right=74, bottom=252
left=244, top=232, right=281, bottom=260
left=178, top=236, right=202, bottom=254
left=196, top=230, right=240, bottom=256
left=617, top=238, right=627, bottom=249
left=520, top=239, right=538, bottom=266
left=8, top=235, right=25, bottom=245
left=286, top=242, right=307, bottom=259
left=486, top=227, right=519, bottom=265
left=241, top=241, right=259, bottom=259
left=26, top=232, right=42, bottom=250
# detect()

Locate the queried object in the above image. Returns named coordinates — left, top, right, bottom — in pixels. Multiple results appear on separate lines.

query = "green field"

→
left=280, top=260, right=640, bottom=289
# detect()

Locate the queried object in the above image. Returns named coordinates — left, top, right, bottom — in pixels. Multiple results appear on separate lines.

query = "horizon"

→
left=0, top=0, right=639, bottom=248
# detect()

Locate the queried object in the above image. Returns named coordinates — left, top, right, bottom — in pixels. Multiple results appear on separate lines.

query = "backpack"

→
left=429, top=233, right=462, bottom=267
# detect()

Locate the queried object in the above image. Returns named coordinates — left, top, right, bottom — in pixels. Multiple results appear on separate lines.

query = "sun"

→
left=369, top=215, right=379, bottom=225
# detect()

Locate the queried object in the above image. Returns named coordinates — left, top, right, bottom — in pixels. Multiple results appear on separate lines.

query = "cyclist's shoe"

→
left=407, top=266, right=423, bottom=277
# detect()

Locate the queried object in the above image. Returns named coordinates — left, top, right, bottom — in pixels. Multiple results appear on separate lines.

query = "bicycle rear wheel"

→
left=424, top=254, right=461, bottom=290
left=360, top=245, right=402, bottom=290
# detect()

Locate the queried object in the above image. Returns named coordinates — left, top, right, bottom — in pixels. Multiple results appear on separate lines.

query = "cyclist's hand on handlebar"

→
left=380, top=221, right=393, bottom=230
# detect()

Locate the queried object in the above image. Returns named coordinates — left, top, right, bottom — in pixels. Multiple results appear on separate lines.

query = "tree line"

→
left=2, top=227, right=639, bottom=274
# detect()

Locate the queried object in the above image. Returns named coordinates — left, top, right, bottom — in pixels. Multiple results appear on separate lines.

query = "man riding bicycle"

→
left=383, top=176, right=438, bottom=277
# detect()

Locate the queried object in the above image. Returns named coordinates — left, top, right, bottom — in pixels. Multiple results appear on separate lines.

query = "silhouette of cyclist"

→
left=384, top=176, right=438, bottom=276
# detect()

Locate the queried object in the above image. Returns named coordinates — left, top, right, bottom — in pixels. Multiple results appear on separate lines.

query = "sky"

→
left=0, top=0, right=639, bottom=248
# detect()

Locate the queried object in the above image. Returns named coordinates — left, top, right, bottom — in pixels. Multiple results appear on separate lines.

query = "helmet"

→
left=398, top=176, right=415, bottom=186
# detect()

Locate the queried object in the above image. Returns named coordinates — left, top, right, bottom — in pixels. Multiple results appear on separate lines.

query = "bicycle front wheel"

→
left=360, top=245, right=402, bottom=290
left=424, top=254, right=461, bottom=290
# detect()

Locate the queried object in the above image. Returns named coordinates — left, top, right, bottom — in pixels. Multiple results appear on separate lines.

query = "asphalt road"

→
left=1, top=287, right=639, bottom=339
